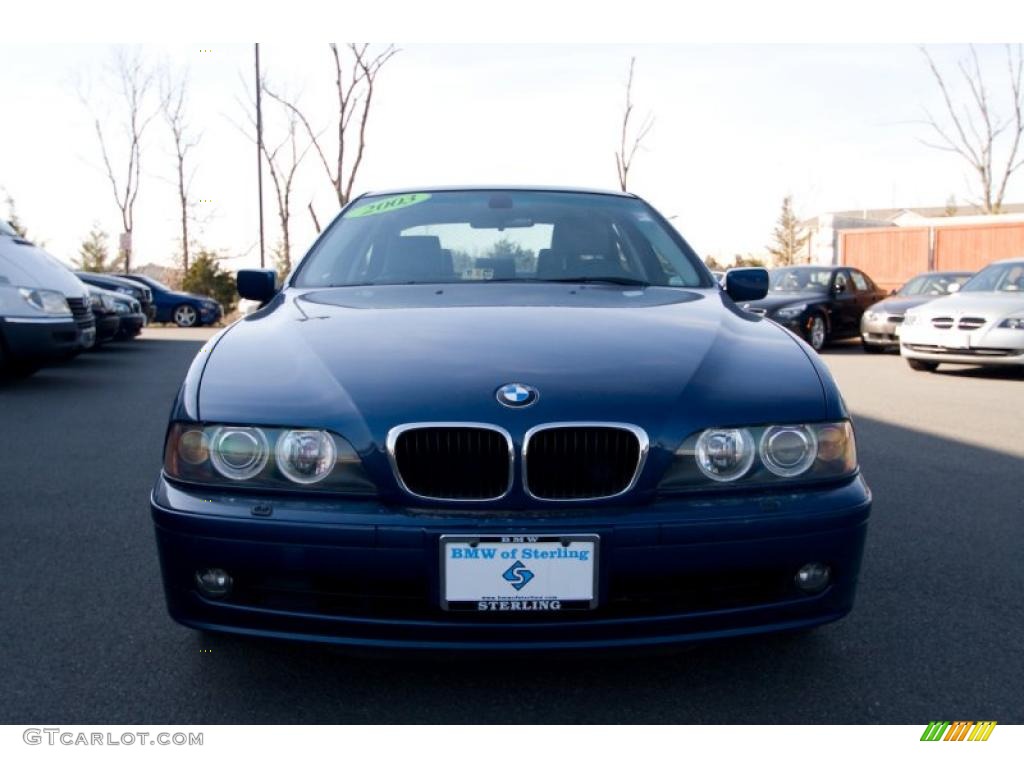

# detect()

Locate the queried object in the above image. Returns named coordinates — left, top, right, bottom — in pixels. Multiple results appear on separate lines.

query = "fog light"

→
left=794, top=562, right=831, bottom=594
left=195, top=568, right=233, bottom=599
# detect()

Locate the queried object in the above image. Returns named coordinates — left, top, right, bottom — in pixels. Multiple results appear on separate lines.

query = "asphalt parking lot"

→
left=1, top=331, right=1021, bottom=724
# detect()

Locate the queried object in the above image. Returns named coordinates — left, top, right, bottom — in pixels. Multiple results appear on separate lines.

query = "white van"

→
left=0, top=220, right=95, bottom=378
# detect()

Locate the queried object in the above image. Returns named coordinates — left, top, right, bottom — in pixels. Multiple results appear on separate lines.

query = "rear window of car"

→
left=292, top=190, right=707, bottom=288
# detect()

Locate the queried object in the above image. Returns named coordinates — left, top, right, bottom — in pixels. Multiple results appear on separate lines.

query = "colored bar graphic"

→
left=968, top=722, right=997, bottom=741
left=921, top=721, right=950, bottom=741
left=920, top=720, right=996, bottom=742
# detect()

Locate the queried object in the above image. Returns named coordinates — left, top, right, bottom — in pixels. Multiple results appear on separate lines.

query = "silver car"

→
left=0, top=220, right=95, bottom=378
left=860, top=271, right=972, bottom=353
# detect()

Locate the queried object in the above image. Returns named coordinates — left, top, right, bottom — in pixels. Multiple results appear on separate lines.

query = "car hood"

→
left=170, top=291, right=214, bottom=302
left=907, top=291, right=1024, bottom=318
left=866, top=296, right=936, bottom=315
left=742, top=292, right=826, bottom=312
left=195, top=284, right=834, bottom=458
left=0, top=242, right=89, bottom=299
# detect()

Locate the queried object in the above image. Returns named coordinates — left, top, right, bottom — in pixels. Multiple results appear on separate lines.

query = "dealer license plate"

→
left=440, top=534, right=599, bottom=612
left=941, top=332, right=971, bottom=349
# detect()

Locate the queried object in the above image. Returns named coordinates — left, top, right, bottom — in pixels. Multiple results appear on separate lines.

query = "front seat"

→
left=536, top=220, right=624, bottom=280
left=377, top=236, right=454, bottom=283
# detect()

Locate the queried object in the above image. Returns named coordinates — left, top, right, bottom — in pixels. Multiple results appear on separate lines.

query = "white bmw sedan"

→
left=899, top=258, right=1024, bottom=371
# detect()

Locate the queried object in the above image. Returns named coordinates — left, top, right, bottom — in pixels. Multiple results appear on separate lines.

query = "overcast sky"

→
left=1, top=43, right=1020, bottom=270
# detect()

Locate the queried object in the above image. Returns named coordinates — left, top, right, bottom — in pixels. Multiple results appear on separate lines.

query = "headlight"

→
left=865, top=311, right=879, bottom=322
left=902, top=314, right=919, bottom=327
left=209, top=427, right=270, bottom=480
left=19, top=288, right=70, bottom=315
left=759, top=425, right=817, bottom=477
left=164, top=422, right=375, bottom=494
left=113, top=300, right=131, bottom=314
left=999, top=316, right=1024, bottom=329
left=660, top=421, right=857, bottom=490
left=694, top=428, right=756, bottom=482
left=275, top=430, right=337, bottom=484
left=773, top=304, right=806, bottom=319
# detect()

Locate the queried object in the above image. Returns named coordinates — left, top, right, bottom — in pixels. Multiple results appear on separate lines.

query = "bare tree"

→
left=82, top=48, right=159, bottom=272
left=263, top=43, right=398, bottom=225
left=920, top=45, right=1024, bottom=214
left=615, top=57, right=654, bottom=192
left=160, top=66, right=201, bottom=272
left=234, top=79, right=312, bottom=275
left=767, top=195, right=809, bottom=266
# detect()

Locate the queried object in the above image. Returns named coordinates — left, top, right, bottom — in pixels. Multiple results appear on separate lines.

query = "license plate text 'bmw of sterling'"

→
left=152, top=186, right=871, bottom=651
left=441, top=535, right=599, bottom=611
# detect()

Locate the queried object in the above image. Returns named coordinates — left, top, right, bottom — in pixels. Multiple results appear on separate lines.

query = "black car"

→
left=75, top=271, right=155, bottom=322
left=106, top=289, right=146, bottom=340
left=742, top=265, right=887, bottom=351
left=87, top=287, right=123, bottom=346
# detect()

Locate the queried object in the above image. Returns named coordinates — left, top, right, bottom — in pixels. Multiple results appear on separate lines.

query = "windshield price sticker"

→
left=347, top=193, right=432, bottom=218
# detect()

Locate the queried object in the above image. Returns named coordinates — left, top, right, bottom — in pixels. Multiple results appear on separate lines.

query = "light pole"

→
left=255, top=43, right=266, bottom=269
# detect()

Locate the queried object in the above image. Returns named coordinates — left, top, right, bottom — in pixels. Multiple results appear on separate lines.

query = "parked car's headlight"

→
left=164, top=422, right=375, bottom=494
left=89, top=292, right=115, bottom=311
left=19, top=288, right=70, bottom=315
left=694, top=428, right=756, bottom=482
left=660, top=421, right=857, bottom=490
left=902, top=314, right=919, bottom=327
left=773, top=304, right=806, bottom=320
left=998, top=316, right=1024, bottom=329
left=112, top=299, right=131, bottom=314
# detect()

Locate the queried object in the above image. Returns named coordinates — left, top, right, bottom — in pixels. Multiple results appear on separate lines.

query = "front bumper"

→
left=198, top=305, right=222, bottom=325
left=860, top=316, right=901, bottom=346
left=94, top=313, right=121, bottom=344
left=117, top=312, right=146, bottom=338
left=0, top=316, right=85, bottom=361
left=900, top=325, right=1024, bottom=366
left=152, top=475, right=871, bottom=650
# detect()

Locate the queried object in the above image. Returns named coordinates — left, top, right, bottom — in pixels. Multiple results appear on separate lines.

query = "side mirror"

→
left=724, top=268, right=769, bottom=302
left=947, top=282, right=961, bottom=294
left=237, top=269, right=278, bottom=303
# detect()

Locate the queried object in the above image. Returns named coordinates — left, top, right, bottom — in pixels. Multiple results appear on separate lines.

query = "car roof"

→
left=990, top=257, right=1024, bottom=265
left=357, top=185, right=638, bottom=199
left=76, top=271, right=142, bottom=287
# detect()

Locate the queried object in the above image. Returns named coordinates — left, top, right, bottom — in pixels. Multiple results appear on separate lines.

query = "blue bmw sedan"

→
left=152, top=187, right=870, bottom=650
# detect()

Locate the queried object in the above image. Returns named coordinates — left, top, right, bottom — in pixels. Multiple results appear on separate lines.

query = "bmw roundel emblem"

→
left=496, top=383, right=538, bottom=408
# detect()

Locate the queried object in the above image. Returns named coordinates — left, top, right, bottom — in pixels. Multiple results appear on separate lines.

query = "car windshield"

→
left=292, top=190, right=707, bottom=288
left=898, top=273, right=972, bottom=296
left=959, top=262, right=1024, bottom=293
left=768, top=267, right=833, bottom=293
